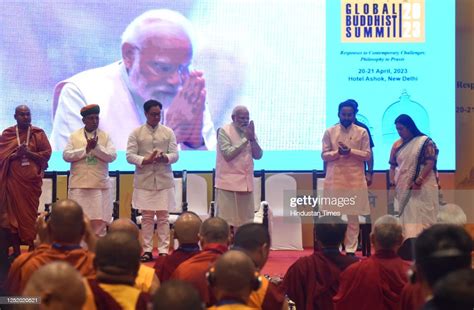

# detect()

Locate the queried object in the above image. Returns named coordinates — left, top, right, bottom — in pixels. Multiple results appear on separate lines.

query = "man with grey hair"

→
left=215, top=106, right=263, bottom=231
left=437, top=203, right=467, bottom=226
left=334, top=215, right=410, bottom=310
left=51, top=9, right=216, bottom=151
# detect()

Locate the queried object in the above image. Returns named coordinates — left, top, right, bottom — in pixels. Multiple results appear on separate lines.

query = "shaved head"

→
left=49, top=199, right=85, bottom=243
left=109, top=218, right=140, bottom=239
left=15, top=104, right=30, bottom=114
left=371, top=215, right=403, bottom=250
left=200, top=217, right=229, bottom=244
left=23, top=261, right=86, bottom=310
left=14, top=105, right=32, bottom=129
left=153, top=280, right=203, bottom=310
left=94, top=231, right=141, bottom=279
left=212, top=250, right=257, bottom=297
left=174, top=212, right=202, bottom=244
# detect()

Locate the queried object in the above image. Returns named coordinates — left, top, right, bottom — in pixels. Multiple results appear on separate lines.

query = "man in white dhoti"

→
left=63, top=104, right=117, bottom=237
left=126, top=99, right=178, bottom=262
left=215, top=106, right=263, bottom=231
left=321, top=100, right=371, bottom=255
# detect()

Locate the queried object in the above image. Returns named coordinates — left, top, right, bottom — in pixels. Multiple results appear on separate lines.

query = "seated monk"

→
left=334, top=215, right=410, bottom=310
left=84, top=231, right=150, bottom=310
left=208, top=250, right=262, bottom=310
left=402, top=224, right=472, bottom=310
left=108, top=218, right=160, bottom=294
left=171, top=217, right=230, bottom=305
left=281, top=216, right=359, bottom=310
left=233, top=223, right=288, bottom=310
left=154, top=211, right=202, bottom=282
left=153, top=280, right=204, bottom=310
left=7, top=199, right=96, bottom=294
left=22, top=261, right=86, bottom=310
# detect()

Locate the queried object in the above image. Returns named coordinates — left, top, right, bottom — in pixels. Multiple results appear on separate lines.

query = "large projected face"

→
left=0, top=0, right=454, bottom=171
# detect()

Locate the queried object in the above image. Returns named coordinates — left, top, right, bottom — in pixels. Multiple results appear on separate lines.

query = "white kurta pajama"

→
left=321, top=123, right=371, bottom=253
left=215, top=124, right=262, bottom=227
left=126, top=123, right=178, bottom=254
left=63, top=128, right=117, bottom=236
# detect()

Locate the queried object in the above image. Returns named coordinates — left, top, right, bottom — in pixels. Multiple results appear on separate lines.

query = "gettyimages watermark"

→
left=278, top=189, right=474, bottom=224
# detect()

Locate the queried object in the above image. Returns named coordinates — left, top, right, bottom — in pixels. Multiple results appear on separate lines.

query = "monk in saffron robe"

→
left=281, top=217, right=358, bottom=310
left=333, top=215, right=410, bottom=310
left=7, top=199, right=96, bottom=294
left=154, top=211, right=202, bottom=282
left=0, top=105, right=51, bottom=254
left=108, top=218, right=160, bottom=294
left=171, top=217, right=230, bottom=305
left=233, top=223, right=288, bottom=310
left=84, top=231, right=150, bottom=310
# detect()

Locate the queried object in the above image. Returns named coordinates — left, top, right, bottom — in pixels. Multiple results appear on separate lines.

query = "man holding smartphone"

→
left=321, top=100, right=371, bottom=255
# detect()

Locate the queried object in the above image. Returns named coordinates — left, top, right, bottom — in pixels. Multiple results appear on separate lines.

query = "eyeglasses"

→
left=135, top=46, right=190, bottom=77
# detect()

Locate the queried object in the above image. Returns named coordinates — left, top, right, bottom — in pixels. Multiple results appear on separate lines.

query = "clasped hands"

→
left=10, top=143, right=30, bottom=160
left=143, top=150, right=169, bottom=165
left=86, top=136, right=98, bottom=153
left=338, top=142, right=351, bottom=155
left=165, top=71, right=206, bottom=147
left=244, top=121, right=256, bottom=142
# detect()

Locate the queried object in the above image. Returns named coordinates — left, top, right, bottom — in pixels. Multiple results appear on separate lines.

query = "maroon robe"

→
left=0, top=125, right=51, bottom=243
left=333, top=249, right=410, bottom=310
left=153, top=243, right=200, bottom=282
left=171, top=243, right=227, bottom=305
left=400, top=282, right=426, bottom=310
left=280, top=248, right=359, bottom=310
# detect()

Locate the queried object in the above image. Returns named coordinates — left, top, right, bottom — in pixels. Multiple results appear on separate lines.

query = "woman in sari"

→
left=388, top=114, right=439, bottom=238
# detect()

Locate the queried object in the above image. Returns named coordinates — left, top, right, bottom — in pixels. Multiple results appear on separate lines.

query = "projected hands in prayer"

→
left=166, top=71, right=206, bottom=148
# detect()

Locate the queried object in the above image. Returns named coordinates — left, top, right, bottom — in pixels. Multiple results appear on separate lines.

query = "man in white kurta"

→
left=215, top=106, right=263, bottom=229
left=321, top=100, right=371, bottom=254
left=126, top=100, right=178, bottom=261
left=50, top=10, right=216, bottom=151
left=63, top=104, right=117, bottom=237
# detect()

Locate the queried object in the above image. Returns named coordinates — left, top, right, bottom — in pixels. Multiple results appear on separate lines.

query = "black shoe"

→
left=346, top=252, right=355, bottom=256
left=158, top=253, right=168, bottom=257
left=140, top=252, right=153, bottom=262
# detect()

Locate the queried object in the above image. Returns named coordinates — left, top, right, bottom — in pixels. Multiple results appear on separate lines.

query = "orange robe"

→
left=153, top=243, right=200, bottom=282
left=248, top=277, right=286, bottom=310
left=333, top=250, right=410, bottom=310
left=171, top=243, right=227, bottom=305
left=0, top=125, right=51, bottom=243
left=280, top=248, right=358, bottom=310
left=7, top=243, right=95, bottom=294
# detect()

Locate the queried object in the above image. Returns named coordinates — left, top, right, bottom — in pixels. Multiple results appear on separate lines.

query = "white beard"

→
left=128, top=60, right=176, bottom=108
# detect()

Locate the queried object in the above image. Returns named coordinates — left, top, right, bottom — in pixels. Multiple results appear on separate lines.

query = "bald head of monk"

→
left=23, top=261, right=86, bottom=310
left=210, top=250, right=258, bottom=303
left=199, top=217, right=230, bottom=247
left=94, top=231, right=141, bottom=285
left=48, top=199, right=85, bottom=244
left=174, top=211, right=202, bottom=244
left=109, top=218, right=140, bottom=239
